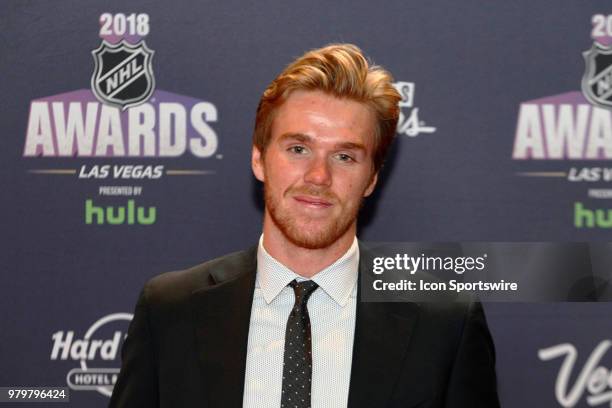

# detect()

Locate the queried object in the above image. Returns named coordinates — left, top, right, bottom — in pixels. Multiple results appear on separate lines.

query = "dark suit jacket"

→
left=109, top=243, right=500, bottom=408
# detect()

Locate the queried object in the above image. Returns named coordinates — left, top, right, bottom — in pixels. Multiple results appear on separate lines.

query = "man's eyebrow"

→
left=278, top=133, right=311, bottom=143
left=335, top=141, right=366, bottom=152
left=278, top=133, right=367, bottom=151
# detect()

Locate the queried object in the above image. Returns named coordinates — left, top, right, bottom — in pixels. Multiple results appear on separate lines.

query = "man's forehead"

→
left=270, top=90, right=377, bottom=149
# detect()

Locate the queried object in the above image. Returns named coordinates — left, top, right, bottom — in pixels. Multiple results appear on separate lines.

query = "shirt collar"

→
left=256, top=235, right=359, bottom=307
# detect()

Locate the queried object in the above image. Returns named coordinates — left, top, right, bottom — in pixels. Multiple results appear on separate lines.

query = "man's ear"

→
left=363, top=172, right=378, bottom=197
left=252, top=145, right=265, bottom=182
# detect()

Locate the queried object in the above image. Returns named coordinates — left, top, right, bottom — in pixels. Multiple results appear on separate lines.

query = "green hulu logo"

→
left=574, top=202, right=612, bottom=228
left=85, top=199, right=156, bottom=225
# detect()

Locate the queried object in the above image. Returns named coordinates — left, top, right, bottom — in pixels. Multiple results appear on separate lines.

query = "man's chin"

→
left=284, top=232, right=338, bottom=250
left=280, top=221, right=351, bottom=250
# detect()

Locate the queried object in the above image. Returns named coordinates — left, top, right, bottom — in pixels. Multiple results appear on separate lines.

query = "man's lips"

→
left=293, top=195, right=333, bottom=208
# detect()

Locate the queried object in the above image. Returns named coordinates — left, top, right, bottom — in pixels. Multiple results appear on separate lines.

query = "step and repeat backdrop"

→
left=2, top=1, right=612, bottom=407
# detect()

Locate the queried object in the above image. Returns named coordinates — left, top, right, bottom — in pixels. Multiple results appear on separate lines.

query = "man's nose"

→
left=304, top=156, right=332, bottom=186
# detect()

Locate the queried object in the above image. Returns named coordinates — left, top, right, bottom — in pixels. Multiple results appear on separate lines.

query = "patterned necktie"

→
left=281, top=279, right=319, bottom=408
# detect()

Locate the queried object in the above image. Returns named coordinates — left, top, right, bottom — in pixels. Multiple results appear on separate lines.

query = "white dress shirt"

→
left=242, top=236, right=359, bottom=408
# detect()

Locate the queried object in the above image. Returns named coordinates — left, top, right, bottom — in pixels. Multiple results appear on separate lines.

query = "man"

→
left=110, top=44, right=499, bottom=408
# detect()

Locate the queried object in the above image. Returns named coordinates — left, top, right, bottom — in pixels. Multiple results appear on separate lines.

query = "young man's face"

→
left=252, top=90, right=378, bottom=249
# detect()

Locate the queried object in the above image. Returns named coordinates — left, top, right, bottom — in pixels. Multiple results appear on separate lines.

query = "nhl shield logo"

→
left=582, top=42, right=612, bottom=109
left=91, top=40, right=155, bottom=110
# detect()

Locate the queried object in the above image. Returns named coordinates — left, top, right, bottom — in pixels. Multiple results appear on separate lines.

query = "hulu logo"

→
left=85, top=199, right=156, bottom=225
left=574, top=202, right=612, bottom=228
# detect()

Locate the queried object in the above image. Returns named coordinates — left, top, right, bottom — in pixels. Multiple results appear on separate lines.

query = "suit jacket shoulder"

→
left=110, top=246, right=258, bottom=408
left=143, top=246, right=257, bottom=306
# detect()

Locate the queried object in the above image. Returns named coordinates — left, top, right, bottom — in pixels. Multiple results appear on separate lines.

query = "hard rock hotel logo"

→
left=23, top=13, right=219, bottom=226
left=50, top=313, right=132, bottom=397
left=512, top=14, right=612, bottom=228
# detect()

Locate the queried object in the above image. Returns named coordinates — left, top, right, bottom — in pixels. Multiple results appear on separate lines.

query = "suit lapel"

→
left=190, top=248, right=257, bottom=408
left=347, top=243, right=420, bottom=408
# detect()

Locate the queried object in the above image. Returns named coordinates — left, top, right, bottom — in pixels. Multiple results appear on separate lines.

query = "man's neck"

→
left=261, top=219, right=356, bottom=278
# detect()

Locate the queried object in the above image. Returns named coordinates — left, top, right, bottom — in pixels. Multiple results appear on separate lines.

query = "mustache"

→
left=287, top=186, right=338, bottom=202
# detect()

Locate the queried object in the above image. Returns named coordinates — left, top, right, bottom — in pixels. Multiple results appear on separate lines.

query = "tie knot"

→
left=289, top=279, right=318, bottom=307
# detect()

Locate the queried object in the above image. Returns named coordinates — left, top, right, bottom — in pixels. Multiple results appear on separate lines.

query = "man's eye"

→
left=335, top=153, right=355, bottom=162
left=289, top=145, right=308, bottom=154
